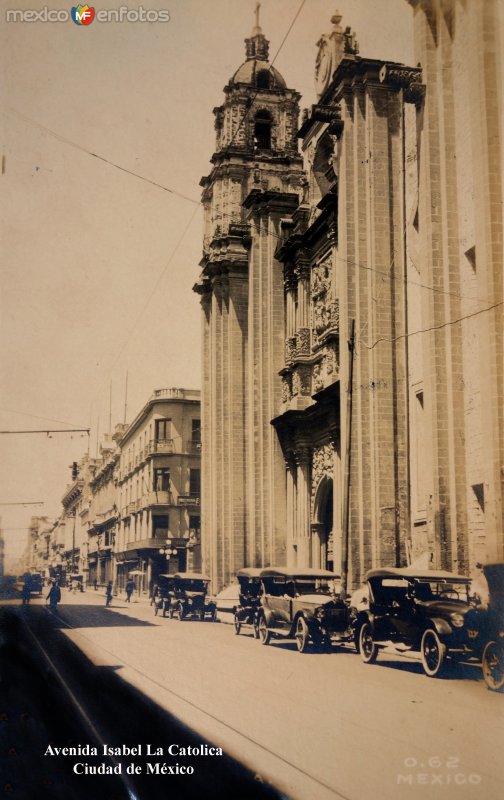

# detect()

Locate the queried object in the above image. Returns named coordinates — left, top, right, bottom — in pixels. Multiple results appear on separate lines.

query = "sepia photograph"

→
left=0, top=0, right=503, bottom=798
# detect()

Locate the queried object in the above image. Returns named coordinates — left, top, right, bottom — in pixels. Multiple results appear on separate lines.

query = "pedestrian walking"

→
left=21, top=576, right=32, bottom=605
left=93, top=579, right=98, bottom=591
left=105, top=581, right=113, bottom=607
left=46, top=581, right=61, bottom=612
left=125, top=579, right=135, bottom=603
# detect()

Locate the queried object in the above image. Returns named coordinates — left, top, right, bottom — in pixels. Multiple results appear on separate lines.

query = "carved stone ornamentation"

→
left=311, top=258, right=332, bottom=341
left=311, top=442, right=334, bottom=506
left=285, top=335, right=297, bottom=366
left=312, top=361, right=323, bottom=392
left=296, top=327, right=311, bottom=357
left=281, top=373, right=292, bottom=404
left=292, top=365, right=311, bottom=396
left=330, top=298, right=340, bottom=330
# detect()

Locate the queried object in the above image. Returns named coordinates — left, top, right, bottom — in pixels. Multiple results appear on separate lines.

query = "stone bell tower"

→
left=194, top=7, right=305, bottom=590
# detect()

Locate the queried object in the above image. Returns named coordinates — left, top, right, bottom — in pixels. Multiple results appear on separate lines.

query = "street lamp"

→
left=159, top=546, right=177, bottom=560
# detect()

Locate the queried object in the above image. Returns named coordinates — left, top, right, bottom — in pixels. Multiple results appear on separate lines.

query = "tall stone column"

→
left=285, top=454, right=297, bottom=567
left=295, top=446, right=312, bottom=568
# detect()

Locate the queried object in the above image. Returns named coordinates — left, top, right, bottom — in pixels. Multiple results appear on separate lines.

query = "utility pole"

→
left=340, top=319, right=355, bottom=599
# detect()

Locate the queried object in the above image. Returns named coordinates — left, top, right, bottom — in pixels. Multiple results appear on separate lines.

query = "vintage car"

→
left=355, top=568, right=474, bottom=677
left=233, top=568, right=264, bottom=637
left=29, top=572, right=43, bottom=595
left=475, top=563, right=504, bottom=692
left=258, top=568, right=353, bottom=653
left=167, top=572, right=217, bottom=621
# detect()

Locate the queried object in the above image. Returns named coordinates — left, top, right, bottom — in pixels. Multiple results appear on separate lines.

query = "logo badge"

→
left=71, top=5, right=95, bottom=25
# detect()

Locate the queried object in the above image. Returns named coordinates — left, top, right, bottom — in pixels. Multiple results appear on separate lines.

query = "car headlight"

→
left=450, top=613, right=464, bottom=628
left=315, top=606, right=325, bottom=621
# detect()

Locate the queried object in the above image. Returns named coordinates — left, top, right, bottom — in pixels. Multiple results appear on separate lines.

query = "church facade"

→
left=195, top=3, right=503, bottom=591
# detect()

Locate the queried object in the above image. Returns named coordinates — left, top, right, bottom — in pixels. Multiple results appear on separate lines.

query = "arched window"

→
left=256, top=69, right=271, bottom=89
left=254, top=110, right=272, bottom=151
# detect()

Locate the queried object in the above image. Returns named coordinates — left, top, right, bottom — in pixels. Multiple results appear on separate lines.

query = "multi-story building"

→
left=87, top=425, right=126, bottom=587
left=404, top=0, right=503, bottom=568
left=195, top=6, right=503, bottom=590
left=115, top=388, right=201, bottom=593
left=60, top=455, right=95, bottom=580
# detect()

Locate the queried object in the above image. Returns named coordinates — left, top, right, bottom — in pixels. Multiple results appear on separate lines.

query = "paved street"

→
left=12, top=588, right=504, bottom=800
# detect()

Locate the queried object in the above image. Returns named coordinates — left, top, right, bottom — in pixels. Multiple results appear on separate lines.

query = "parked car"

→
left=473, top=563, right=504, bottom=692
left=234, top=568, right=264, bottom=637
left=355, top=568, right=474, bottom=677
left=29, top=572, right=43, bottom=595
left=258, top=568, right=353, bottom=653
left=215, top=582, right=240, bottom=624
left=168, top=573, right=217, bottom=621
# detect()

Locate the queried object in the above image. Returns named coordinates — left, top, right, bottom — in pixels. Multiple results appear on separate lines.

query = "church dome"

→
left=232, top=59, right=286, bottom=90
left=230, top=8, right=286, bottom=91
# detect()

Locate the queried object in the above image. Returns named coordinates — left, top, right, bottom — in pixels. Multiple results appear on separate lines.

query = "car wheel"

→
left=421, top=629, right=447, bottom=677
left=482, top=640, right=504, bottom=692
left=258, top=616, right=270, bottom=645
left=359, top=621, right=378, bottom=664
left=234, top=613, right=241, bottom=635
left=295, top=617, right=310, bottom=653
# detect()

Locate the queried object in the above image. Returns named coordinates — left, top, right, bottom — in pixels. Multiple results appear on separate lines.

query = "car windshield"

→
left=179, top=580, right=207, bottom=592
left=294, top=577, right=339, bottom=595
left=412, top=579, right=471, bottom=602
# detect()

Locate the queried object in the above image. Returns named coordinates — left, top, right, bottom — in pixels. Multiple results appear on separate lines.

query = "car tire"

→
left=258, top=616, right=270, bottom=645
left=359, top=621, right=378, bottom=664
left=234, top=613, right=241, bottom=635
left=295, top=617, right=310, bottom=653
left=421, top=629, right=447, bottom=677
left=482, top=640, right=504, bottom=692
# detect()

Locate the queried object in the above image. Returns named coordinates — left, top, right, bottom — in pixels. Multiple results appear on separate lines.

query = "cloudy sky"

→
left=0, top=0, right=413, bottom=564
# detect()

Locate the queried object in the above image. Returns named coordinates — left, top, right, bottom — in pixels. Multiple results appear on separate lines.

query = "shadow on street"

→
left=0, top=606, right=284, bottom=800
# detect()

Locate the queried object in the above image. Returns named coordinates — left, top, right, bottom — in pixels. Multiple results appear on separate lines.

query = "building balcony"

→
left=141, top=490, right=173, bottom=508
left=146, top=438, right=174, bottom=456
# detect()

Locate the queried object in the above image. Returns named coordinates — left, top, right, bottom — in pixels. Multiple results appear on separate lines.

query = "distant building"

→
left=87, top=425, right=126, bottom=587
left=115, top=388, right=201, bottom=593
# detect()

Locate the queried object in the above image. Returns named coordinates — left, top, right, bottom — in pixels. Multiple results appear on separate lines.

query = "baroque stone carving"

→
left=281, top=373, right=292, bottom=404
left=292, top=365, right=311, bottom=396
left=285, top=335, right=297, bottom=366
left=311, top=442, right=334, bottom=506
left=312, top=361, right=323, bottom=392
left=311, top=258, right=332, bottom=340
left=296, top=327, right=311, bottom=357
